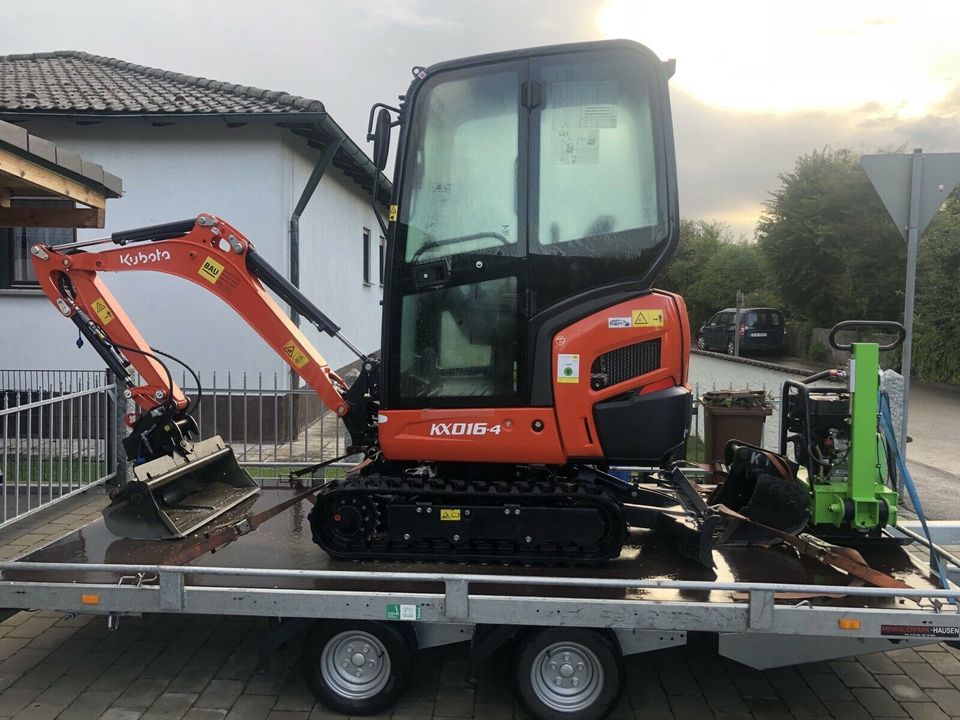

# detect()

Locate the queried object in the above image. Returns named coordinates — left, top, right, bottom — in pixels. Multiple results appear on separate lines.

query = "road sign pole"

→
left=899, top=149, right=923, bottom=460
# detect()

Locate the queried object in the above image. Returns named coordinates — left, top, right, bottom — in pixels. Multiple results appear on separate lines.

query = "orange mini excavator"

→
left=31, top=40, right=718, bottom=565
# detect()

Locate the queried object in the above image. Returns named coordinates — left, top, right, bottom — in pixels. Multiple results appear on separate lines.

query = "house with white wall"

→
left=0, top=51, right=390, bottom=387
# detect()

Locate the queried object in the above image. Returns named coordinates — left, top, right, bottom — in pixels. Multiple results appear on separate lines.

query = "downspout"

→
left=289, top=128, right=344, bottom=326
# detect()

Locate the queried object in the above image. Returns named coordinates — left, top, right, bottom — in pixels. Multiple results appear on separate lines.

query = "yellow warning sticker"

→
left=198, top=256, right=225, bottom=284
left=282, top=339, right=310, bottom=369
left=92, top=297, right=114, bottom=326
left=631, top=309, right=665, bottom=327
left=440, top=509, right=461, bottom=521
left=388, top=204, right=398, bottom=222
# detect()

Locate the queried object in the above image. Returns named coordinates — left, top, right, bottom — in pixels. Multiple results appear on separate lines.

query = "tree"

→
left=913, top=191, right=960, bottom=384
left=756, top=149, right=906, bottom=326
left=659, top=219, right=777, bottom=328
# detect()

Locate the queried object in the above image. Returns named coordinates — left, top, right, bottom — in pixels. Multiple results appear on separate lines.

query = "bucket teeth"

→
left=103, top=436, right=260, bottom=540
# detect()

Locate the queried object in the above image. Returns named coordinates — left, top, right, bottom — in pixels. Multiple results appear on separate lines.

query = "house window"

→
left=378, top=236, right=385, bottom=286
left=1, top=199, right=76, bottom=289
left=362, top=227, right=371, bottom=284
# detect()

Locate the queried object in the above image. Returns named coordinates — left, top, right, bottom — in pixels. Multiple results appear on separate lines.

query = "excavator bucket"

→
left=709, top=442, right=809, bottom=545
left=103, top=436, right=260, bottom=540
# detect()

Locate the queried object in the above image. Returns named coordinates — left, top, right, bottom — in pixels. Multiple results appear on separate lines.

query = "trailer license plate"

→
left=387, top=604, right=421, bottom=621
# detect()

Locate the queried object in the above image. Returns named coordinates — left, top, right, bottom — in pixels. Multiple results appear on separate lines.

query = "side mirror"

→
left=372, top=108, right=392, bottom=171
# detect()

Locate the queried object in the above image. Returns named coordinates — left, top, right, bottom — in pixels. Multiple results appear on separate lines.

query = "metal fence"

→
left=175, top=371, right=354, bottom=480
left=0, top=374, right=118, bottom=527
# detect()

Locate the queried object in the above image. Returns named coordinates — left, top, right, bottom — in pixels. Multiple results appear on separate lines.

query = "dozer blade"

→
left=103, top=436, right=260, bottom=540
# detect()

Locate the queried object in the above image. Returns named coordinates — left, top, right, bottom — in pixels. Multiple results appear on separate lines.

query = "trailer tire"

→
left=513, top=628, right=623, bottom=720
left=301, top=620, right=414, bottom=716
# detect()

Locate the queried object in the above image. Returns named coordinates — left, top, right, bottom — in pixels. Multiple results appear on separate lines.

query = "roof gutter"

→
left=289, top=124, right=343, bottom=327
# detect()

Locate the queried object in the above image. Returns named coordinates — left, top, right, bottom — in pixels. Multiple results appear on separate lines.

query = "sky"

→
left=2, top=0, right=958, bottom=237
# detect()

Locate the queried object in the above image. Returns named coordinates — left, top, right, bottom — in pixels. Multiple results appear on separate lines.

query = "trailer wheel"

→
left=513, top=628, right=623, bottom=720
left=301, top=620, right=413, bottom=716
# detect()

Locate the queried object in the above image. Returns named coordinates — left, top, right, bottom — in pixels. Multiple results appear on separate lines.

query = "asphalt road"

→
left=903, top=381, right=960, bottom=520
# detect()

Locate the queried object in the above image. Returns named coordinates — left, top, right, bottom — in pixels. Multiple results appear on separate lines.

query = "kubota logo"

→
left=430, top=422, right=502, bottom=436
left=119, top=249, right=171, bottom=266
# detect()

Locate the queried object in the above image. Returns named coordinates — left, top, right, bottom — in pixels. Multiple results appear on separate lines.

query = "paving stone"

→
left=829, top=661, right=880, bottom=688
left=215, top=652, right=259, bottom=681
left=58, top=690, right=123, bottom=720
left=5, top=616, right=60, bottom=639
left=243, top=671, right=291, bottom=697
left=700, top=682, right=749, bottom=713
left=12, top=700, right=66, bottom=720
left=901, top=702, right=950, bottom=720
left=765, top=665, right=807, bottom=686
left=143, top=692, right=201, bottom=720
left=220, top=694, right=277, bottom=720
left=777, top=681, right=831, bottom=716
left=116, top=678, right=173, bottom=708
left=667, top=694, right=714, bottom=719
left=899, top=661, right=954, bottom=689
left=265, top=712, right=310, bottom=720
left=888, top=649, right=928, bottom=664
left=438, top=660, right=470, bottom=688
left=182, top=711, right=228, bottom=720
left=0, top=636, right=30, bottom=660
left=272, top=679, right=316, bottom=711
left=28, top=626, right=79, bottom=649
left=168, top=665, right=218, bottom=694
left=98, top=710, right=145, bottom=720
left=727, top=664, right=777, bottom=699
left=40, top=672, right=94, bottom=704
left=87, top=663, right=148, bottom=692
left=879, top=674, right=933, bottom=702
left=0, top=686, right=41, bottom=715
left=824, top=700, right=874, bottom=720
left=852, top=687, right=909, bottom=717
left=196, top=679, right=245, bottom=709
left=919, top=652, right=960, bottom=676
left=925, top=688, right=960, bottom=716
left=472, top=704, right=511, bottom=720
left=433, top=686, right=475, bottom=718
left=806, top=671, right=856, bottom=702
left=861, top=653, right=906, bottom=675
left=0, top=648, right=54, bottom=676
left=9, top=660, right=67, bottom=690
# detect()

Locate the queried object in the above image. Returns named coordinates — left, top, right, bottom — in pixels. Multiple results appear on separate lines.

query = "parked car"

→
left=697, top=307, right=786, bottom=355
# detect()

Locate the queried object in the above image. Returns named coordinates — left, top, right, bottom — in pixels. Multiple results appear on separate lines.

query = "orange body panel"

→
left=378, top=407, right=566, bottom=464
left=553, top=290, right=689, bottom=460
left=30, top=215, right=350, bottom=417
left=380, top=290, right=689, bottom=464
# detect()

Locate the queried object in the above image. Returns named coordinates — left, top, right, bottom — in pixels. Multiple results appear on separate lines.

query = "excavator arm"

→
left=30, top=213, right=379, bottom=461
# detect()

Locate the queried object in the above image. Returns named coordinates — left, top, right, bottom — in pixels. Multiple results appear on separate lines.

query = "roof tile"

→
left=0, top=51, right=327, bottom=115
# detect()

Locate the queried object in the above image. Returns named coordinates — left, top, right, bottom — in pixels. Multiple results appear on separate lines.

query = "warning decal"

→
left=440, top=509, right=461, bottom=521
left=389, top=204, right=398, bottom=222
left=881, top=624, right=960, bottom=639
left=92, top=297, right=114, bottom=326
left=557, top=353, right=580, bottom=384
left=282, top=339, right=310, bottom=369
left=198, top=256, right=225, bottom=284
left=631, top=309, right=665, bottom=328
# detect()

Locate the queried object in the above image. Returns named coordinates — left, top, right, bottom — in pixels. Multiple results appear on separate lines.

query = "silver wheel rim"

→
left=530, top=641, right=603, bottom=713
left=697, top=336, right=706, bottom=349
left=320, top=631, right=391, bottom=700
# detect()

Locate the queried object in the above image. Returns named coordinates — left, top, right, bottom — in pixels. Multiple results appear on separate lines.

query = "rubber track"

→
left=309, top=473, right=628, bottom=566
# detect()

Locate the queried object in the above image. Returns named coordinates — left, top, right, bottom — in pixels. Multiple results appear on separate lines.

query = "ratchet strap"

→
left=715, top=504, right=912, bottom=590
left=166, top=452, right=368, bottom=566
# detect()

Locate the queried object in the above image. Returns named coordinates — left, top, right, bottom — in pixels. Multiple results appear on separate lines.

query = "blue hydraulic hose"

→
left=879, top=391, right=952, bottom=593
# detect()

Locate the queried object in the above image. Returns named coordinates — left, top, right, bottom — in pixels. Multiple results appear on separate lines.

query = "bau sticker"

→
left=557, top=353, right=580, bottom=384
